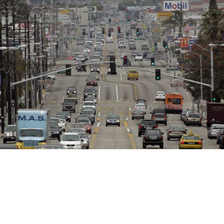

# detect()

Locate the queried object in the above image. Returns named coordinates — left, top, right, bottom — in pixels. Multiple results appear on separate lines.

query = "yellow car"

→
left=179, top=130, right=203, bottom=149
left=127, top=69, right=139, bottom=80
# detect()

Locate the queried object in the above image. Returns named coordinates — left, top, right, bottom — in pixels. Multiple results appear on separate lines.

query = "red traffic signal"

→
left=124, top=56, right=127, bottom=59
left=118, top=27, right=121, bottom=33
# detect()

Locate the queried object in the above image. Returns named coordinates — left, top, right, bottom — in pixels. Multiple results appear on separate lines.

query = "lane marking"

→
left=120, top=73, right=123, bottom=81
left=116, top=85, right=119, bottom=101
left=98, top=85, right=101, bottom=101
left=164, top=141, right=170, bottom=149
left=126, top=118, right=128, bottom=121
left=90, top=134, right=96, bottom=149
left=129, top=107, right=131, bottom=111
left=127, top=128, right=130, bottom=132
left=124, top=121, right=137, bottom=149
left=98, top=112, right=100, bottom=116
left=106, top=106, right=112, bottom=111
left=97, top=122, right=100, bottom=127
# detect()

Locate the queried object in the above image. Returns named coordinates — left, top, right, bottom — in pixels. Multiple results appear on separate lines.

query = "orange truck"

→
left=164, top=93, right=183, bottom=113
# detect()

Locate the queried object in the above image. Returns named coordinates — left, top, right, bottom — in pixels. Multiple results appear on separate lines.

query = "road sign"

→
left=188, top=39, right=198, bottom=46
left=170, top=82, right=185, bottom=87
left=166, top=68, right=178, bottom=71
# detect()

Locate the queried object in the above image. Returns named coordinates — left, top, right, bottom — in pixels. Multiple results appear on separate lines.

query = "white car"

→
left=135, top=54, right=143, bottom=61
left=60, top=133, right=82, bottom=149
left=47, top=75, right=57, bottom=80
left=82, top=101, right=96, bottom=110
left=106, top=36, right=114, bottom=43
left=155, top=91, right=166, bottom=101
left=133, top=104, right=146, bottom=114
left=84, top=48, right=90, bottom=53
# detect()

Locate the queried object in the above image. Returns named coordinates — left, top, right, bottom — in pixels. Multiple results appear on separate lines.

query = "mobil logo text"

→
left=163, top=1, right=189, bottom=11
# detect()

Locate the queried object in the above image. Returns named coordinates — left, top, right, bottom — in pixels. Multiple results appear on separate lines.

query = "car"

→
left=75, top=54, right=85, bottom=63
left=86, top=39, right=93, bottom=45
left=60, top=133, right=82, bottom=149
left=46, top=74, right=57, bottom=80
left=207, top=124, right=224, bottom=139
left=69, top=123, right=87, bottom=133
left=216, top=129, right=224, bottom=144
left=106, top=114, right=120, bottom=126
left=77, top=40, right=84, bottom=45
left=3, top=125, right=17, bottom=143
left=134, top=104, right=146, bottom=114
left=151, top=108, right=167, bottom=118
left=85, top=95, right=97, bottom=104
left=84, top=87, right=97, bottom=99
left=167, top=125, right=187, bottom=140
left=180, top=109, right=191, bottom=122
left=129, top=44, right=136, bottom=50
left=132, top=109, right=145, bottom=120
left=155, top=91, right=166, bottom=101
left=136, top=99, right=147, bottom=108
left=50, top=117, right=66, bottom=132
left=76, top=65, right=86, bottom=72
left=91, top=55, right=101, bottom=62
left=179, top=130, right=203, bottom=149
left=80, top=110, right=95, bottom=124
left=143, top=52, right=153, bottom=59
left=185, top=111, right=201, bottom=126
left=57, top=111, right=71, bottom=122
left=141, top=43, right=149, bottom=50
left=89, top=72, right=100, bottom=81
left=79, top=132, right=90, bottom=149
left=86, top=75, right=98, bottom=86
left=35, top=145, right=63, bottom=149
left=143, top=128, right=164, bottom=149
left=128, top=69, right=139, bottom=80
left=81, top=107, right=96, bottom=115
left=118, top=40, right=126, bottom=48
left=152, top=113, right=167, bottom=126
left=90, top=64, right=100, bottom=73
left=49, top=122, right=61, bottom=141
left=135, top=54, right=143, bottom=61
left=106, top=36, right=114, bottom=43
left=76, top=117, right=92, bottom=134
left=82, top=101, right=96, bottom=111
left=138, top=119, right=158, bottom=137
left=62, top=99, right=76, bottom=112
left=66, top=86, right=77, bottom=96
left=84, top=47, right=91, bottom=53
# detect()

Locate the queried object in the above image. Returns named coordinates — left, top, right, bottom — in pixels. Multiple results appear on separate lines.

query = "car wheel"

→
left=220, top=144, right=223, bottom=149
left=136, top=78, right=138, bottom=80
left=128, top=78, right=129, bottom=80
left=160, top=144, right=163, bottom=149
left=143, top=144, right=146, bottom=149
left=138, top=132, right=141, bottom=137
left=3, top=139, right=6, bottom=144
left=106, top=124, right=108, bottom=126
left=132, top=117, right=134, bottom=120
left=58, top=137, right=61, bottom=141
left=118, top=124, right=120, bottom=127
left=199, top=124, right=201, bottom=127
left=89, top=130, right=92, bottom=134
left=167, top=137, right=170, bottom=141
left=165, top=122, right=167, bottom=126
left=86, top=145, right=89, bottom=149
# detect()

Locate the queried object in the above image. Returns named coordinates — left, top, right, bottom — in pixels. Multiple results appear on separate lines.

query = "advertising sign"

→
left=163, top=1, right=189, bottom=11
left=180, top=37, right=189, bottom=48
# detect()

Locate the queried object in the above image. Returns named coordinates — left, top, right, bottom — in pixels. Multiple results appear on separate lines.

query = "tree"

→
left=199, top=9, right=224, bottom=43
left=209, top=0, right=218, bottom=12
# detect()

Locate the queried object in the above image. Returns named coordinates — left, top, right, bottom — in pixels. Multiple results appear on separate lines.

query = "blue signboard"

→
left=188, top=39, right=198, bottom=46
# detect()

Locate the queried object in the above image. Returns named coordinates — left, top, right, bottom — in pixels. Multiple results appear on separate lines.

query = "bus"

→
left=164, top=93, right=183, bottom=113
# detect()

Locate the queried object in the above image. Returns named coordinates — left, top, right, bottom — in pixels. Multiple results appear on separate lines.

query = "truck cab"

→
left=15, top=109, right=50, bottom=149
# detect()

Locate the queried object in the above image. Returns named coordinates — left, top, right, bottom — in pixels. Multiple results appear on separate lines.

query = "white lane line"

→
left=98, top=85, right=101, bottom=101
left=127, top=128, right=130, bottom=133
left=97, top=122, right=100, bottom=127
left=164, top=141, right=170, bottom=149
left=126, top=117, right=128, bottom=121
left=116, top=85, right=119, bottom=101
left=62, top=96, right=65, bottom=103
left=80, top=96, right=82, bottom=102
left=129, top=107, right=131, bottom=111
left=120, top=73, right=123, bottom=81
left=98, top=112, right=100, bottom=116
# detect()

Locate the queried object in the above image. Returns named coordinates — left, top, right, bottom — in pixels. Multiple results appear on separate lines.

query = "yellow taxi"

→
left=127, top=69, right=139, bottom=80
left=179, top=130, right=203, bottom=149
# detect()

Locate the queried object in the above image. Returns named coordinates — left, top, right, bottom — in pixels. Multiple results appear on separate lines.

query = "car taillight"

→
left=143, top=108, right=145, bottom=110
left=155, top=125, right=157, bottom=128
left=143, top=136, right=146, bottom=140
left=152, top=116, right=155, bottom=119
left=183, top=131, right=186, bottom=134
left=165, top=116, right=167, bottom=120
left=161, top=136, right=163, bottom=140
left=198, top=141, right=202, bottom=144
left=181, top=141, right=185, bottom=144
left=169, top=130, right=172, bottom=133
left=139, top=125, right=142, bottom=129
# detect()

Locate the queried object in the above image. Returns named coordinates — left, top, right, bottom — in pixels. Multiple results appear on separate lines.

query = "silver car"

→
left=185, top=111, right=201, bottom=126
left=167, top=125, right=187, bottom=140
left=79, top=132, right=90, bottom=149
left=208, top=124, right=224, bottom=139
left=3, top=125, right=17, bottom=144
left=132, top=109, right=145, bottom=120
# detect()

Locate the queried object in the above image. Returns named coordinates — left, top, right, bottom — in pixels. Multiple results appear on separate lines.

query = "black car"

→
left=138, top=119, right=158, bottom=137
left=76, top=115, right=93, bottom=125
left=62, top=99, right=76, bottom=112
left=84, top=87, right=97, bottom=99
left=57, top=111, right=71, bottom=122
left=90, top=64, right=100, bottom=73
left=152, top=113, right=167, bottom=126
left=151, top=108, right=167, bottom=118
left=129, top=44, right=136, bottom=50
left=49, top=122, right=61, bottom=141
left=143, top=128, right=164, bottom=149
left=66, top=86, right=77, bottom=95
left=76, top=65, right=86, bottom=72
left=81, top=110, right=95, bottom=124
left=106, top=115, right=120, bottom=127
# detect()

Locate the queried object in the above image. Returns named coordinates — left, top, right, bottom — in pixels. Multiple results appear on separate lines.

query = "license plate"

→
left=150, top=136, right=157, bottom=140
left=189, top=142, right=195, bottom=144
left=156, top=118, right=163, bottom=120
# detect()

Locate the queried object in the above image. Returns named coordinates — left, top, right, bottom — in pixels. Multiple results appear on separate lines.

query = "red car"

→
left=86, top=76, right=98, bottom=86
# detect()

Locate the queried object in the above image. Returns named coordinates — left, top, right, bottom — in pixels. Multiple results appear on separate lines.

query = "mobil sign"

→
left=163, top=1, right=189, bottom=11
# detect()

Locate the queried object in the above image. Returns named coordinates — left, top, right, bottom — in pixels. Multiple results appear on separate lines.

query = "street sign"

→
left=188, top=39, right=198, bottom=46
left=170, top=82, right=185, bottom=87
left=166, top=68, right=178, bottom=71
left=38, top=80, right=54, bottom=85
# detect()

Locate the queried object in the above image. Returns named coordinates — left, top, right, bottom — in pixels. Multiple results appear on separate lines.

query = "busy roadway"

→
left=1, top=10, right=222, bottom=149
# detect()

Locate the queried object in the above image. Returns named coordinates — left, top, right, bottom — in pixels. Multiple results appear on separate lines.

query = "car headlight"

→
left=107, top=120, right=110, bottom=122
left=116, top=120, right=120, bottom=122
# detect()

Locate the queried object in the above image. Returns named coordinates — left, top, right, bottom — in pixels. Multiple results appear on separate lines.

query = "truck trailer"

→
left=15, top=109, right=50, bottom=149
left=207, top=102, right=224, bottom=128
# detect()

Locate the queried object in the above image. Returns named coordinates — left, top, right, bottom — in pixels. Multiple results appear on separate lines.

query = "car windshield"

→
left=62, top=134, right=80, bottom=141
left=142, top=120, right=154, bottom=125
left=63, top=100, right=74, bottom=105
left=92, top=56, right=100, bottom=60
left=68, top=129, right=83, bottom=133
left=20, top=129, right=43, bottom=137
left=130, top=70, right=137, bottom=73
left=136, top=105, right=144, bottom=108
left=155, top=113, right=165, bottom=117
left=67, top=87, right=76, bottom=91
left=51, top=118, right=60, bottom=123
left=83, top=111, right=93, bottom=115
left=212, top=126, right=224, bottom=129
left=146, top=130, right=160, bottom=135
left=188, top=113, right=200, bottom=118
left=170, top=126, right=185, bottom=131
left=84, top=102, right=95, bottom=106
left=79, top=133, right=88, bottom=138
left=87, top=77, right=97, bottom=81
left=85, top=89, right=96, bottom=93
left=173, top=98, right=181, bottom=104
left=183, top=136, right=200, bottom=140
left=107, top=115, right=119, bottom=119
left=5, top=126, right=16, bottom=132
left=50, top=123, right=58, bottom=128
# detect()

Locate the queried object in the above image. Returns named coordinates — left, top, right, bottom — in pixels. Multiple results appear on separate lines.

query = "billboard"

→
left=163, top=1, right=189, bottom=11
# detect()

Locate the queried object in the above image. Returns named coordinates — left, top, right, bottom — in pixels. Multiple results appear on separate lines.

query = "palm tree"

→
left=162, top=10, right=184, bottom=37
left=199, top=9, right=224, bottom=43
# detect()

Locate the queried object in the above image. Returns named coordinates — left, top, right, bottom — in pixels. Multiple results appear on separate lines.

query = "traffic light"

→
left=123, top=56, right=128, bottom=65
left=66, top=64, right=71, bottom=76
left=151, top=57, right=155, bottom=66
left=155, top=69, right=161, bottom=80
left=108, top=31, right=111, bottom=37
left=155, top=42, right=157, bottom=49
left=126, top=32, right=129, bottom=38
left=163, top=40, right=168, bottom=49
left=136, top=28, right=139, bottom=35
left=82, top=29, right=86, bottom=35
left=102, top=27, right=105, bottom=34
left=212, top=91, right=221, bottom=102
left=109, top=18, right=111, bottom=23
left=110, top=56, right=117, bottom=75
left=118, top=27, right=121, bottom=33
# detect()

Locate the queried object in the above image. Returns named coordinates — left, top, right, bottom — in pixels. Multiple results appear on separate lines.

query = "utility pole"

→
left=34, top=14, right=37, bottom=108
left=0, top=8, right=5, bottom=133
